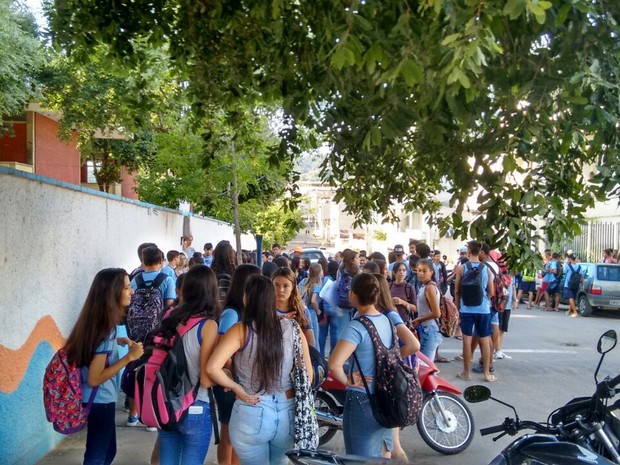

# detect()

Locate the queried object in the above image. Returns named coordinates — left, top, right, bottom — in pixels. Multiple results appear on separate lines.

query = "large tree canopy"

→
left=0, top=0, right=44, bottom=122
left=45, top=0, right=620, bottom=265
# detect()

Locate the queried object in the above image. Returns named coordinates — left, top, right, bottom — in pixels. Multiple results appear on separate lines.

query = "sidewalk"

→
left=37, top=405, right=219, bottom=465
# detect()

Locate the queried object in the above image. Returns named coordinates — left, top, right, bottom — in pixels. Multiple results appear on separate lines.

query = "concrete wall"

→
left=0, top=166, right=254, bottom=465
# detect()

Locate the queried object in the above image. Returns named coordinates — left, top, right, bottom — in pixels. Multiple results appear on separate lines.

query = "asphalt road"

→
left=38, top=305, right=620, bottom=465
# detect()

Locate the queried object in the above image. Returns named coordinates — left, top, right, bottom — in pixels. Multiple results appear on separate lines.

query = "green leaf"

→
left=401, top=58, right=424, bottom=85
left=441, top=33, right=461, bottom=46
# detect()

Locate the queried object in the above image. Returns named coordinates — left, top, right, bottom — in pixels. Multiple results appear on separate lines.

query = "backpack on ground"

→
left=460, top=262, right=486, bottom=306
left=127, top=272, right=167, bottom=343
left=337, top=272, right=353, bottom=308
left=43, top=348, right=106, bottom=434
left=353, top=316, right=423, bottom=428
left=134, top=316, right=209, bottom=431
left=567, top=264, right=581, bottom=292
left=488, top=266, right=512, bottom=312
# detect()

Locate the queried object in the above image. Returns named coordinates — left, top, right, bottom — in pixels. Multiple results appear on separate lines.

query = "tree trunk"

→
left=231, top=141, right=243, bottom=265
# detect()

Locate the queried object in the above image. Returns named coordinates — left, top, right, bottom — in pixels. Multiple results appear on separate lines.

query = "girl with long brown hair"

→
left=206, top=275, right=313, bottom=465
left=63, top=268, right=144, bottom=465
left=271, top=266, right=316, bottom=347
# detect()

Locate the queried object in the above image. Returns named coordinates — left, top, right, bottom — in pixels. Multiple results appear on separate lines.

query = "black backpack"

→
left=352, top=316, right=423, bottom=428
left=460, top=262, right=486, bottom=307
left=127, top=272, right=167, bottom=343
left=567, top=264, right=581, bottom=291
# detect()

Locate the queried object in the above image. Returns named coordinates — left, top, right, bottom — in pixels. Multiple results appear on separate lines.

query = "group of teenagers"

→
left=61, top=236, right=511, bottom=465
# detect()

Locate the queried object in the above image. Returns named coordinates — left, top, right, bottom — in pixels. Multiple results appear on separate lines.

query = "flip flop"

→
left=435, top=357, right=451, bottom=363
left=456, top=373, right=471, bottom=381
left=485, top=375, right=498, bottom=382
left=454, top=335, right=463, bottom=340
left=453, top=354, right=464, bottom=361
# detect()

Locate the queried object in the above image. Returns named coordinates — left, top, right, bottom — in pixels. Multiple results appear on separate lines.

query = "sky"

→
left=24, top=0, right=46, bottom=29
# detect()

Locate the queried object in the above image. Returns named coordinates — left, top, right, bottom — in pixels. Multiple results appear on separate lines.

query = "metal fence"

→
left=560, top=221, right=620, bottom=262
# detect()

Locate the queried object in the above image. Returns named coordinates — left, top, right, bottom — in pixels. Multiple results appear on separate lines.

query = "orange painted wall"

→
left=34, top=114, right=81, bottom=184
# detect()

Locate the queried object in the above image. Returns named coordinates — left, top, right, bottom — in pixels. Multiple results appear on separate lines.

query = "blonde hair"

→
left=301, top=263, right=322, bottom=305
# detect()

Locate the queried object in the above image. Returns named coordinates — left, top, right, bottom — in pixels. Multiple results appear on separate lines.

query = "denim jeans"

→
left=308, top=307, right=320, bottom=348
left=229, top=393, right=294, bottom=465
left=343, top=390, right=389, bottom=457
left=331, top=307, right=353, bottom=343
left=418, top=324, right=443, bottom=361
left=84, top=402, right=117, bottom=465
left=159, top=399, right=212, bottom=465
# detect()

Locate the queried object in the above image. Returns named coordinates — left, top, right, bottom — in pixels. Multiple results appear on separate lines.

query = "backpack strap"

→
left=83, top=353, right=109, bottom=413
left=351, top=315, right=397, bottom=397
left=135, top=272, right=146, bottom=289
left=151, top=272, right=168, bottom=289
left=177, top=316, right=209, bottom=338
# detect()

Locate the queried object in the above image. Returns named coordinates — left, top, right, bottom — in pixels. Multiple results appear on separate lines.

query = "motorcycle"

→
left=314, top=352, right=475, bottom=455
left=464, top=329, right=620, bottom=465
left=286, top=449, right=390, bottom=464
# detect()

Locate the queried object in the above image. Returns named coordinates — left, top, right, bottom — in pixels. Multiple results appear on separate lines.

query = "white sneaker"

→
left=494, top=351, right=511, bottom=360
left=145, top=426, right=157, bottom=432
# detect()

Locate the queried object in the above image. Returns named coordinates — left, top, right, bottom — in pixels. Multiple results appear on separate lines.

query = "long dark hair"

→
left=211, top=240, right=236, bottom=276
left=223, top=264, right=262, bottom=312
left=373, top=273, right=395, bottom=311
left=156, top=266, right=220, bottom=339
left=243, top=275, right=284, bottom=393
left=64, top=268, right=128, bottom=367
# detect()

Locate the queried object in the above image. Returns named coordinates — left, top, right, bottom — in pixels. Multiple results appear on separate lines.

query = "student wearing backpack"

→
left=61, top=268, right=144, bottom=465
left=299, top=263, right=324, bottom=348
left=374, top=273, right=419, bottom=463
left=329, top=273, right=418, bottom=458
left=206, top=275, right=313, bottom=465
left=563, top=253, right=584, bottom=317
left=544, top=253, right=562, bottom=312
left=331, top=249, right=360, bottom=342
left=126, top=246, right=177, bottom=428
left=454, top=241, right=496, bottom=382
left=411, top=259, right=444, bottom=362
left=215, top=264, right=262, bottom=465
left=145, top=265, right=219, bottom=465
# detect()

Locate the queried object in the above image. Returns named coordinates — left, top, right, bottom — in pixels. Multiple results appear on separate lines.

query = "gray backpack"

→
left=127, top=272, right=167, bottom=343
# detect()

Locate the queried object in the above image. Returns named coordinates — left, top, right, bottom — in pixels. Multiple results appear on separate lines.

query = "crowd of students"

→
left=61, top=235, right=617, bottom=465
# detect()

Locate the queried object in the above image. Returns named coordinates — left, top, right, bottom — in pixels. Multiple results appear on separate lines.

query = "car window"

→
left=597, top=265, right=620, bottom=282
left=303, top=251, right=324, bottom=260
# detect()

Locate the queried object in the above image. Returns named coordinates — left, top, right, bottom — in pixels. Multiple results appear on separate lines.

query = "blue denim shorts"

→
left=563, top=287, right=578, bottom=300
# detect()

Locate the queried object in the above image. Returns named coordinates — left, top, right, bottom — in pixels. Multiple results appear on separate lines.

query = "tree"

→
left=46, top=0, right=620, bottom=266
left=137, top=104, right=302, bottom=255
left=0, top=0, right=44, bottom=126
left=41, top=47, right=175, bottom=191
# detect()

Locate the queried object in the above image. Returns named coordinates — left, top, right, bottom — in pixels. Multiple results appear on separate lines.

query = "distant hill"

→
left=295, top=152, right=325, bottom=182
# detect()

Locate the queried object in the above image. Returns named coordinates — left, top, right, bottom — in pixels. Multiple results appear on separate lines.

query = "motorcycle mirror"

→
left=597, top=330, right=617, bottom=354
left=464, top=385, right=491, bottom=403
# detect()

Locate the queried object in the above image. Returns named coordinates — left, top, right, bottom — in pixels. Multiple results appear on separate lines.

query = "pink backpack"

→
left=134, top=316, right=207, bottom=430
left=42, top=348, right=102, bottom=434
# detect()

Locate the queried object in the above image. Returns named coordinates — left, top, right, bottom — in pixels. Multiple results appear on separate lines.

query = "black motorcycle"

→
left=464, top=329, right=620, bottom=465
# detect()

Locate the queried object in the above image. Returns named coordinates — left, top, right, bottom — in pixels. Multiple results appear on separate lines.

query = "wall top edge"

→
left=0, top=165, right=234, bottom=226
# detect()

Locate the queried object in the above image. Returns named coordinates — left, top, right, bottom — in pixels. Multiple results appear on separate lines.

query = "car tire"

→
left=578, top=294, right=593, bottom=317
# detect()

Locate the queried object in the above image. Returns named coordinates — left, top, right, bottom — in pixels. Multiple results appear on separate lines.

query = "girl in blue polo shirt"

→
left=63, top=268, right=144, bottom=465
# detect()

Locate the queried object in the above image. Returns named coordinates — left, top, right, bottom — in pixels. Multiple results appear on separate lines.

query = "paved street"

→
left=38, top=306, right=620, bottom=465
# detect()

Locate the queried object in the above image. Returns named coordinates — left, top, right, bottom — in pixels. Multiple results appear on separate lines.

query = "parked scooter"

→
left=314, top=352, right=475, bottom=455
left=464, top=329, right=620, bottom=465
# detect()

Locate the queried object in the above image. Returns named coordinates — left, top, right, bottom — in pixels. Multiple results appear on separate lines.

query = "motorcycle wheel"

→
left=314, top=391, right=340, bottom=446
left=416, top=391, right=475, bottom=455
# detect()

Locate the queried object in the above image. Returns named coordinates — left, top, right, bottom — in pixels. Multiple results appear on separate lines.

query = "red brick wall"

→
left=35, top=114, right=81, bottom=184
left=121, top=166, right=139, bottom=200
left=0, top=122, right=27, bottom=163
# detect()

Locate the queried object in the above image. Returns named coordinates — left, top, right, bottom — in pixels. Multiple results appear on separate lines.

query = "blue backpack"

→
left=337, top=272, right=353, bottom=309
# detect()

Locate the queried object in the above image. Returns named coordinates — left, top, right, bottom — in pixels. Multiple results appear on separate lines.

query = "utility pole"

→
left=231, top=140, right=243, bottom=265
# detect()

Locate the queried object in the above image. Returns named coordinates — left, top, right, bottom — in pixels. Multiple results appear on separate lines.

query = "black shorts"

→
left=519, top=281, right=536, bottom=293
left=212, top=384, right=236, bottom=424
left=498, top=309, right=510, bottom=333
